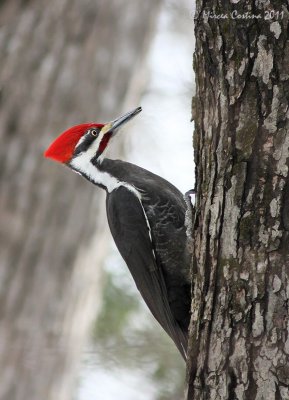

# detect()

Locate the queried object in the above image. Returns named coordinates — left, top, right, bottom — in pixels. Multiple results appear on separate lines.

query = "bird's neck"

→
left=70, top=154, right=121, bottom=192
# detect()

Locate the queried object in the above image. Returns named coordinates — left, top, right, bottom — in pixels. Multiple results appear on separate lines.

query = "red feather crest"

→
left=44, top=123, right=104, bottom=163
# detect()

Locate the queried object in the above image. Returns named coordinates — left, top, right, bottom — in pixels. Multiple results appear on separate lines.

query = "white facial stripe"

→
left=95, top=127, right=115, bottom=163
left=75, top=130, right=104, bottom=158
left=75, top=125, right=118, bottom=168
left=86, top=134, right=102, bottom=157
left=75, top=134, right=87, bottom=147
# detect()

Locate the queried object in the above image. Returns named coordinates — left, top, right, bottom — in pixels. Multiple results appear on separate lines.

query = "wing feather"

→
left=106, top=186, right=187, bottom=359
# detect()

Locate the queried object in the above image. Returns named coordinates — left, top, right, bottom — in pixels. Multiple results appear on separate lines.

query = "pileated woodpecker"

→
left=44, top=107, right=191, bottom=359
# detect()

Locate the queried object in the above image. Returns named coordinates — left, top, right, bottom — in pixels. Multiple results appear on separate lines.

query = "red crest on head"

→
left=44, top=123, right=104, bottom=163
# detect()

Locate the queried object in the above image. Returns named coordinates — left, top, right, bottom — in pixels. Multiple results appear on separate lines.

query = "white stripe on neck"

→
left=70, top=153, right=139, bottom=196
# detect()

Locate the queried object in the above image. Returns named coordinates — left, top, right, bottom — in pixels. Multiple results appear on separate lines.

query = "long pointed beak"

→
left=105, top=106, right=142, bottom=134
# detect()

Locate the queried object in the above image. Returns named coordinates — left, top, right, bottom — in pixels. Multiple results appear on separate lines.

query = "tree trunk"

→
left=187, top=2, right=289, bottom=399
left=0, top=1, right=161, bottom=400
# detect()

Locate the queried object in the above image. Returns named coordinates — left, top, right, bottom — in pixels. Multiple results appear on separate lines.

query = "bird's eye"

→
left=90, top=129, right=99, bottom=137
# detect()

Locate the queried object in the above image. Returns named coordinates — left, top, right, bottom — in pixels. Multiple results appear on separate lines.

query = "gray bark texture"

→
left=0, top=1, right=161, bottom=400
left=187, top=1, right=289, bottom=399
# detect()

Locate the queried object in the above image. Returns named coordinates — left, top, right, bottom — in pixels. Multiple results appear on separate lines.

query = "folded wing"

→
left=106, top=186, right=187, bottom=359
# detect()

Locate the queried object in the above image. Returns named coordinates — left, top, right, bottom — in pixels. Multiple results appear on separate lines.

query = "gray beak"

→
left=108, top=106, right=142, bottom=133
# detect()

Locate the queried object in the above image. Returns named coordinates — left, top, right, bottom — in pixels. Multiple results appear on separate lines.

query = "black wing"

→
left=106, top=186, right=187, bottom=359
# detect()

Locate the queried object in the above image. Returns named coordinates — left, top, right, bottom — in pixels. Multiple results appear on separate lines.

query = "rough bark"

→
left=187, top=1, right=289, bottom=399
left=0, top=1, right=161, bottom=400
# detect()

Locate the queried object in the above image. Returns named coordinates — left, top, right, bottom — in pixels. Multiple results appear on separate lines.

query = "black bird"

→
left=44, top=107, right=191, bottom=359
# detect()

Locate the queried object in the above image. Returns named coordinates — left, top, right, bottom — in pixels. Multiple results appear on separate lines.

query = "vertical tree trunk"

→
left=0, top=1, right=161, bottom=400
left=187, top=1, right=289, bottom=399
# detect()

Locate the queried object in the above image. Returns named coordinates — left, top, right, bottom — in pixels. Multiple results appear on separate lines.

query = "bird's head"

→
left=44, top=107, right=142, bottom=165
